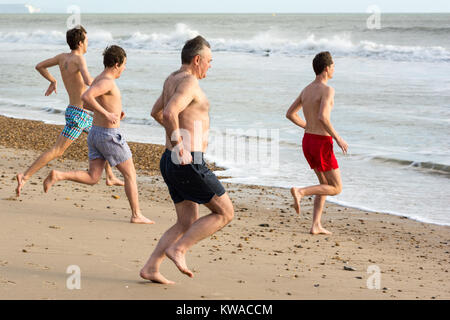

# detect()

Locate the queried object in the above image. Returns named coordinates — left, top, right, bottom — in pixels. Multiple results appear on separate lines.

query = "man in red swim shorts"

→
left=286, top=51, right=348, bottom=235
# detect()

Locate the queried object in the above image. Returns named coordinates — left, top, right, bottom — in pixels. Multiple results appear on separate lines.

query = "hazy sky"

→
left=2, top=0, right=450, bottom=13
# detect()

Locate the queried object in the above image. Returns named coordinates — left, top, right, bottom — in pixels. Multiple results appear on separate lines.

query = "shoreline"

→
left=0, top=115, right=449, bottom=299
left=0, top=114, right=447, bottom=228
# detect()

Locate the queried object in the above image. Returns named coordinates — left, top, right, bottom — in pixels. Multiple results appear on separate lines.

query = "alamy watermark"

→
left=366, top=265, right=381, bottom=289
left=169, top=122, right=280, bottom=171
left=366, top=5, right=381, bottom=30
left=66, top=5, right=81, bottom=30
left=66, top=265, right=81, bottom=290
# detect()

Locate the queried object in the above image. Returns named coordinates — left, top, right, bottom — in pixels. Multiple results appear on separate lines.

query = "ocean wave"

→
left=372, top=156, right=450, bottom=176
left=1, top=24, right=449, bottom=62
left=121, top=116, right=159, bottom=126
left=369, top=26, right=450, bottom=35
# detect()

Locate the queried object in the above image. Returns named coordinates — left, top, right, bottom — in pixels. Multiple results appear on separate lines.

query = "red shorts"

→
left=302, top=133, right=339, bottom=172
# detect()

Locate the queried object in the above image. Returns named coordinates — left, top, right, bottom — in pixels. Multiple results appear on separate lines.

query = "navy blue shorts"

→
left=160, top=149, right=226, bottom=204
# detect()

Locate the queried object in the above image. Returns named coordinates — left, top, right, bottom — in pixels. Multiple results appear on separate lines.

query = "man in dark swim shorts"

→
left=140, top=36, right=234, bottom=284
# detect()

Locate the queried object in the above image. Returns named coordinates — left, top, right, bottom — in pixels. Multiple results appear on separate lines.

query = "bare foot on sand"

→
left=310, top=225, right=332, bottom=235
left=130, top=215, right=155, bottom=225
left=291, top=187, right=303, bottom=214
left=16, top=173, right=27, bottom=197
left=165, top=247, right=193, bottom=278
left=140, top=268, right=175, bottom=285
left=43, top=170, right=58, bottom=193
left=106, top=176, right=125, bottom=187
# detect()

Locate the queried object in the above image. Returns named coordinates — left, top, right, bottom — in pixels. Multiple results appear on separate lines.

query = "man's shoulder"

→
left=177, top=74, right=199, bottom=92
left=317, top=84, right=334, bottom=97
left=92, top=75, right=115, bottom=88
left=322, top=83, right=334, bottom=91
left=53, top=53, right=66, bottom=61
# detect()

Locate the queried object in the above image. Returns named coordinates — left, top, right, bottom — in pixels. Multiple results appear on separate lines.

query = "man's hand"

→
left=120, top=111, right=126, bottom=120
left=105, top=112, right=120, bottom=125
left=172, top=142, right=193, bottom=165
left=336, top=136, right=348, bottom=155
left=45, top=81, right=57, bottom=96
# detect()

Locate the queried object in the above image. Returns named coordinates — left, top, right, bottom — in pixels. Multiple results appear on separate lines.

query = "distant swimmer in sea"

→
left=286, top=51, right=348, bottom=235
left=43, top=45, right=154, bottom=225
left=15, top=26, right=123, bottom=197
left=140, top=36, right=234, bottom=284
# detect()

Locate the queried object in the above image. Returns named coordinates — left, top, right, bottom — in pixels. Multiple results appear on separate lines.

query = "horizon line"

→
left=1, top=11, right=449, bottom=14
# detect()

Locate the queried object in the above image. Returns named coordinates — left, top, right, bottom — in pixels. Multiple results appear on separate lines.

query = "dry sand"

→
left=0, top=115, right=449, bottom=300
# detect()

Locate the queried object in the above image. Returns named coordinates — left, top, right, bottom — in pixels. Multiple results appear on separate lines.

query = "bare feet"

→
left=130, top=215, right=155, bottom=225
left=16, top=173, right=27, bottom=197
left=310, top=225, right=332, bottom=235
left=165, top=246, right=194, bottom=278
left=43, top=170, right=58, bottom=193
left=140, top=268, right=175, bottom=285
left=290, top=187, right=303, bottom=215
left=106, top=176, right=125, bottom=187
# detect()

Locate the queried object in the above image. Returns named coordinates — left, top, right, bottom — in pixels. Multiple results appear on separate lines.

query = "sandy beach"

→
left=0, top=115, right=448, bottom=300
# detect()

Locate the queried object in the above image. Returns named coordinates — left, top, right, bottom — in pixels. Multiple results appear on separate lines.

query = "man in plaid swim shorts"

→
left=15, top=26, right=123, bottom=197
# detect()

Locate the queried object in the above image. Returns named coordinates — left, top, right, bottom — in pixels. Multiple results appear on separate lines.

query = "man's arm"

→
left=162, top=77, right=196, bottom=164
left=318, top=87, right=348, bottom=154
left=35, top=54, right=60, bottom=96
left=286, top=91, right=306, bottom=129
left=151, top=93, right=164, bottom=126
left=81, top=79, right=119, bottom=124
left=76, top=55, right=93, bottom=86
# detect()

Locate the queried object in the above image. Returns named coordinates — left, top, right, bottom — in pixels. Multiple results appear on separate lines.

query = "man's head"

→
left=66, top=26, right=88, bottom=53
left=103, top=45, right=127, bottom=78
left=313, top=51, right=334, bottom=79
left=181, top=35, right=212, bottom=79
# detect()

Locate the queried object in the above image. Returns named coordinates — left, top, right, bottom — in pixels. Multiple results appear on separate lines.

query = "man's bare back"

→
left=161, top=70, right=210, bottom=153
left=300, top=82, right=335, bottom=137
left=56, top=53, right=89, bottom=107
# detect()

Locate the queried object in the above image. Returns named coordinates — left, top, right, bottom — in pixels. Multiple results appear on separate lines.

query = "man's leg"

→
left=310, top=170, right=331, bottom=235
left=43, top=158, right=106, bottom=192
left=115, top=158, right=154, bottom=224
left=140, top=200, right=199, bottom=284
left=291, top=169, right=342, bottom=235
left=291, top=168, right=342, bottom=215
left=16, top=134, right=74, bottom=196
left=165, top=193, right=234, bottom=278
left=104, top=162, right=124, bottom=186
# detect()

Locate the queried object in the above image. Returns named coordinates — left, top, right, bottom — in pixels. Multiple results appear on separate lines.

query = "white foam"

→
left=1, top=25, right=449, bottom=62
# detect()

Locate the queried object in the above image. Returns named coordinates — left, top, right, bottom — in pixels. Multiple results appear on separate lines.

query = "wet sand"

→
left=0, top=115, right=448, bottom=300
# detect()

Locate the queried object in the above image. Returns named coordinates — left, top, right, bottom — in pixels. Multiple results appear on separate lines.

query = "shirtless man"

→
left=43, top=45, right=154, bottom=225
left=15, top=26, right=123, bottom=197
left=140, top=36, right=234, bottom=284
left=286, top=51, right=348, bottom=235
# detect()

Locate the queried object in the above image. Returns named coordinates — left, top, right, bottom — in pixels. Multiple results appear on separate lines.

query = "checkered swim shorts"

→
left=60, top=105, right=93, bottom=141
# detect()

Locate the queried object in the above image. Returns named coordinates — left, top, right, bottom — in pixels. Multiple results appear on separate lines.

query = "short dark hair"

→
left=103, top=45, right=127, bottom=68
left=312, top=51, right=333, bottom=75
left=181, top=35, right=210, bottom=65
left=66, top=25, right=87, bottom=50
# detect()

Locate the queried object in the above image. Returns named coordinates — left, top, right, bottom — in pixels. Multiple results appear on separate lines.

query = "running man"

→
left=15, top=26, right=123, bottom=197
left=286, top=51, right=348, bottom=235
left=43, top=45, right=154, bottom=225
left=140, top=36, right=234, bottom=284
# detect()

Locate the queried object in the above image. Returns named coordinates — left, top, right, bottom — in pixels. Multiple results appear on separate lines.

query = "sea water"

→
left=0, top=13, right=449, bottom=225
